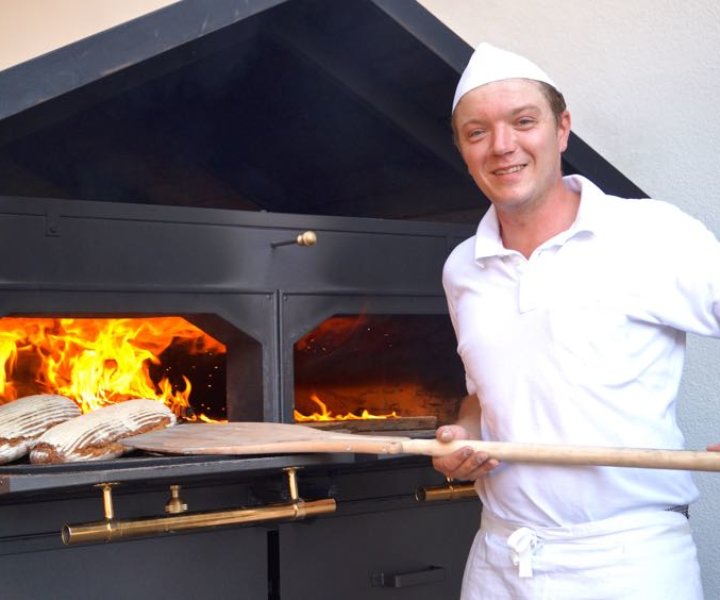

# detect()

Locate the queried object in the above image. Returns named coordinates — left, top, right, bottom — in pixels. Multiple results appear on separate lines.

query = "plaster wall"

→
left=0, top=0, right=178, bottom=71
left=418, top=0, right=720, bottom=594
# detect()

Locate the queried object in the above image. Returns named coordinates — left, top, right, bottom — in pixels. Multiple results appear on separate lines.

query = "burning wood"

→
left=294, top=394, right=437, bottom=432
left=0, top=317, right=225, bottom=419
left=294, top=393, right=399, bottom=422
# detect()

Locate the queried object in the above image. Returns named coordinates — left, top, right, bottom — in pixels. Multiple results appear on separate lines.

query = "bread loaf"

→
left=31, top=399, right=176, bottom=464
left=0, top=394, right=82, bottom=464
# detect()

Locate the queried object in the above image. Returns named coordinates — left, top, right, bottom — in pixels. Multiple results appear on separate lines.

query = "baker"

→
left=433, top=42, right=720, bottom=599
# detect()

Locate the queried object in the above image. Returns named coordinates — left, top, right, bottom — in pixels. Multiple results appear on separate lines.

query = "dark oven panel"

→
left=0, top=195, right=472, bottom=436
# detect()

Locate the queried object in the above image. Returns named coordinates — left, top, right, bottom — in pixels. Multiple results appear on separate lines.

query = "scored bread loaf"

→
left=0, top=394, right=81, bottom=464
left=31, top=399, right=176, bottom=464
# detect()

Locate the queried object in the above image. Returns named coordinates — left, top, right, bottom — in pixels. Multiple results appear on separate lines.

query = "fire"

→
left=294, top=393, right=398, bottom=422
left=0, top=317, right=225, bottom=418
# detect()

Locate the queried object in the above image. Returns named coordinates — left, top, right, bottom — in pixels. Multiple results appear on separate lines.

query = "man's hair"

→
left=538, top=82, right=567, bottom=125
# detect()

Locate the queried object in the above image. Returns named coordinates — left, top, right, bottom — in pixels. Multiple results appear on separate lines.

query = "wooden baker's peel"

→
left=121, top=421, right=720, bottom=472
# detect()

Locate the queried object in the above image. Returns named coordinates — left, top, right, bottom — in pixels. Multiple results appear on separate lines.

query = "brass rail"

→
left=415, top=481, right=477, bottom=502
left=62, top=467, right=335, bottom=545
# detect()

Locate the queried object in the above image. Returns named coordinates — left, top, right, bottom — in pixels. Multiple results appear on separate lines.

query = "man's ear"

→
left=558, top=110, right=572, bottom=153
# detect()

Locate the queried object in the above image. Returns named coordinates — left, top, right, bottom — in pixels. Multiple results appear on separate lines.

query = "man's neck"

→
left=496, top=180, right=581, bottom=259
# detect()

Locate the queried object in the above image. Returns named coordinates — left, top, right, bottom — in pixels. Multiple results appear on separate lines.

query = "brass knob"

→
left=271, top=231, right=317, bottom=248
left=295, top=231, right=317, bottom=247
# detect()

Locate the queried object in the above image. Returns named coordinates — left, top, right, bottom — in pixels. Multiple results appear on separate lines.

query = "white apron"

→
left=460, top=509, right=703, bottom=600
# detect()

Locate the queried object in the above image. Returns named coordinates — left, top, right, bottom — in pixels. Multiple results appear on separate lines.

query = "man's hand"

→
left=431, top=423, right=499, bottom=482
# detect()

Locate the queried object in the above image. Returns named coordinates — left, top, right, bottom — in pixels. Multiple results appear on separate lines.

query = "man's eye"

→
left=468, top=129, right=485, bottom=139
left=517, top=118, right=535, bottom=128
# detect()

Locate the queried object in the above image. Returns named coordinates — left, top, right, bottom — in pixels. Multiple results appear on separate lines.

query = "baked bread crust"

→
left=0, top=394, right=81, bottom=464
left=30, top=399, right=176, bottom=464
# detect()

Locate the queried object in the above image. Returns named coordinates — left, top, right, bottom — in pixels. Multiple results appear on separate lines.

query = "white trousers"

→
left=460, top=509, right=703, bottom=600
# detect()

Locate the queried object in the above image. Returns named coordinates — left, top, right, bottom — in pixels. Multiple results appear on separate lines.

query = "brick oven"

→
left=0, top=1, right=643, bottom=598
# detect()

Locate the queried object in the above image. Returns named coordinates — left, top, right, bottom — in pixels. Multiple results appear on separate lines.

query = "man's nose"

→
left=491, top=125, right=516, bottom=154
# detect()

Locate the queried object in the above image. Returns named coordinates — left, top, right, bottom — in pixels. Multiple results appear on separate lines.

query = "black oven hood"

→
left=0, top=0, right=643, bottom=222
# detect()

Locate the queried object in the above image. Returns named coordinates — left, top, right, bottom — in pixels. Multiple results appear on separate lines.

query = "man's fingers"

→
left=432, top=425, right=500, bottom=481
left=433, top=446, right=473, bottom=472
left=433, top=448, right=500, bottom=481
left=438, top=427, right=454, bottom=442
left=436, top=424, right=467, bottom=442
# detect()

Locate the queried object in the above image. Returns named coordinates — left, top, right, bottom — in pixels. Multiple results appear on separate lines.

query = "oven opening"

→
left=0, top=316, right=229, bottom=421
left=293, top=314, right=465, bottom=432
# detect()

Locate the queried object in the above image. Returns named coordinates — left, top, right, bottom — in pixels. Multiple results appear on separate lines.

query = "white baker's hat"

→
left=452, top=43, right=558, bottom=112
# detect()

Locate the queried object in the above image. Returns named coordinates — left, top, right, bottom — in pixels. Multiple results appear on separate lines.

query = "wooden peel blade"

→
left=121, top=421, right=720, bottom=472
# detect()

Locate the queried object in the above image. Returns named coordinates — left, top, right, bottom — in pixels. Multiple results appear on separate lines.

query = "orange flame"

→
left=294, top=393, right=398, bottom=422
left=0, top=317, right=225, bottom=418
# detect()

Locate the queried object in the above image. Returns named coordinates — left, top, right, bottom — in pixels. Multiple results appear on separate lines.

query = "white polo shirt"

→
left=443, top=174, right=720, bottom=526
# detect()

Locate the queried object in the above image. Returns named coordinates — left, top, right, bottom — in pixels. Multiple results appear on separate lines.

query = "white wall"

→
left=0, top=0, right=178, bottom=71
left=418, top=0, right=720, bottom=594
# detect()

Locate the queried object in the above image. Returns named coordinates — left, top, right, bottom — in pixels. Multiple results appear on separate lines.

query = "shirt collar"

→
left=473, top=174, right=606, bottom=262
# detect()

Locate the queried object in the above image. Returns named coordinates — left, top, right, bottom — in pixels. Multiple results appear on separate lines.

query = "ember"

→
left=294, top=393, right=399, bottom=422
left=293, top=314, right=465, bottom=426
left=0, top=317, right=226, bottom=419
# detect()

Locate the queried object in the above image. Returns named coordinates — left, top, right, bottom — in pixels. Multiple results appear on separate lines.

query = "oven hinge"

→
left=45, top=209, right=61, bottom=237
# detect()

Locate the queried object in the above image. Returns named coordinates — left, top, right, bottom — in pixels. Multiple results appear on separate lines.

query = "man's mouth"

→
left=493, top=164, right=525, bottom=176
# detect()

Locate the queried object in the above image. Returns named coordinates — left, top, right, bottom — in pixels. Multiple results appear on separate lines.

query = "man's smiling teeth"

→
left=494, top=165, right=524, bottom=175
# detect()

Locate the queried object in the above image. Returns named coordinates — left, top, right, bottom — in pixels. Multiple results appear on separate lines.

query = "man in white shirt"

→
left=434, top=43, right=720, bottom=599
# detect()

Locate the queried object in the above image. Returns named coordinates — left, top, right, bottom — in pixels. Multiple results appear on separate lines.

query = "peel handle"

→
left=400, top=439, right=720, bottom=472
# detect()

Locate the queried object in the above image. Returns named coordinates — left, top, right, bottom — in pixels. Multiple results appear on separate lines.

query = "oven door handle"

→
left=370, top=565, right=445, bottom=588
